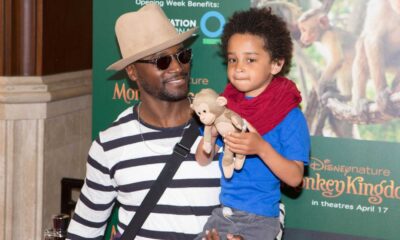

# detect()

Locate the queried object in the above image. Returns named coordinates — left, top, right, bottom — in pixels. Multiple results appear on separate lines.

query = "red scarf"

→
left=221, top=76, right=302, bottom=135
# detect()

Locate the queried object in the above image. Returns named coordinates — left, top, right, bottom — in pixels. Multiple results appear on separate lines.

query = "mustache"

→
left=163, top=72, right=190, bottom=83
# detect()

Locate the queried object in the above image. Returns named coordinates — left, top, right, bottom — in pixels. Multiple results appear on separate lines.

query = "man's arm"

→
left=67, top=138, right=117, bottom=239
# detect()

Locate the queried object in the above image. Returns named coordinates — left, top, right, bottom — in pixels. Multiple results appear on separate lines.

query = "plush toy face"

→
left=193, top=102, right=217, bottom=125
left=191, top=88, right=246, bottom=179
left=191, top=88, right=227, bottom=126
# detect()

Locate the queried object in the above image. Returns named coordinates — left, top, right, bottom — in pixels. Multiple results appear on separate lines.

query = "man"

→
left=66, top=4, right=223, bottom=239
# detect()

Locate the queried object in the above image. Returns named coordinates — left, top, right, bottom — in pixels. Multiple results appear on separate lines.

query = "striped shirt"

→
left=67, top=105, right=221, bottom=240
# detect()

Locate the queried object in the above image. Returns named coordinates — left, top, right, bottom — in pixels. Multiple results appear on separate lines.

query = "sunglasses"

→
left=136, top=48, right=192, bottom=70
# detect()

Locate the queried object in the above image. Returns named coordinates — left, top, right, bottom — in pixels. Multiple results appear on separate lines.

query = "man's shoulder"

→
left=98, top=106, right=136, bottom=142
left=115, top=106, right=135, bottom=122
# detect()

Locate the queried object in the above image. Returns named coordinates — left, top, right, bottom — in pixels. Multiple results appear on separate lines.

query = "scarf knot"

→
left=221, top=76, right=302, bottom=135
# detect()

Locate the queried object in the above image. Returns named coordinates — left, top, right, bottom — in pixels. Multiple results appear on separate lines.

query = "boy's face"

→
left=226, top=33, right=283, bottom=97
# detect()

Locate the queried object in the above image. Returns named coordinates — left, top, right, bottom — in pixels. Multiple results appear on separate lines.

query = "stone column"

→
left=0, top=70, right=92, bottom=240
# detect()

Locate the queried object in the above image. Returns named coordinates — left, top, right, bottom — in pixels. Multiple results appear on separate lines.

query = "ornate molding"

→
left=0, top=70, right=92, bottom=103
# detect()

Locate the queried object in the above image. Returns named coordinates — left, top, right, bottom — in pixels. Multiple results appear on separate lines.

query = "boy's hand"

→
left=223, top=121, right=264, bottom=155
left=203, top=229, right=244, bottom=240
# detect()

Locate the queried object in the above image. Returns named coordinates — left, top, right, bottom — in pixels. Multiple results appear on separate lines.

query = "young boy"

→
left=195, top=7, right=310, bottom=240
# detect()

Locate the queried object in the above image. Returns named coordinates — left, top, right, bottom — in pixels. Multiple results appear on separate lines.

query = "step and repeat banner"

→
left=282, top=137, right=400, bottom=240
left=93, top=1, right=400, bottom=239
left=92, top=0, right=249, bottom=137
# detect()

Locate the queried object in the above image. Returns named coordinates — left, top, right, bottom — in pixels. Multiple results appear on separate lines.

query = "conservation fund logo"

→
left=199, top=10, right=225, bottom=45
left=169, top=10, right=225, bottom=45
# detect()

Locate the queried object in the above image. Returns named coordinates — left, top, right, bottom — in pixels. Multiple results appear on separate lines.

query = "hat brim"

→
left=107, top=27, right=198, bottom=71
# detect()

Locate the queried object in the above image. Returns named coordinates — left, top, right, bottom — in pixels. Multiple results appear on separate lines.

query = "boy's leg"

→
left=194, top=207, right=237, bottom=240
left=230, top=209, right=280, bottom=240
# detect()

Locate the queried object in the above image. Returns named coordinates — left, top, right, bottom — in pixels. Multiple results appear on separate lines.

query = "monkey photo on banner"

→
left=351, top=0, right=400, bottom=119
left=297, top=6, right=356, bottom=138
left=252, top=0, right=400, bottom=143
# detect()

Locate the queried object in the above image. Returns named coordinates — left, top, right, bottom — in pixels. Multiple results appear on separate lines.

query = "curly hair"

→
left=220, top=7, right=293, bottom=76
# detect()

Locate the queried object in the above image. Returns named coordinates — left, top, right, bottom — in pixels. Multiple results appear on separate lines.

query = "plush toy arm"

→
left=230, top=112, right=245, bottom=131
left=196, top=125, right=218, bottom=166
left=203, top=125, right=216, bottom=154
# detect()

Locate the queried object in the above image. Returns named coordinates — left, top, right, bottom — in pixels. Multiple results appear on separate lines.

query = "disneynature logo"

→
left=302, top=157, right=400, bottom=205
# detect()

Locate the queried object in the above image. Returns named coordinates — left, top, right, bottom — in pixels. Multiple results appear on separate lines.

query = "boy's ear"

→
left=271, top=59, right=285, bottom=75
left=125, top=64, right=138, bottom=81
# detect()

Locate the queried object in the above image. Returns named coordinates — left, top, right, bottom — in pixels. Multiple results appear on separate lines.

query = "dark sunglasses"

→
left=136, top=48, right=192, bottom=70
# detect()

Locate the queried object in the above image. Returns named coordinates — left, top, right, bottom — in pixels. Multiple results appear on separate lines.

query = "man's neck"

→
left=137, top=98, right=192, bottom=128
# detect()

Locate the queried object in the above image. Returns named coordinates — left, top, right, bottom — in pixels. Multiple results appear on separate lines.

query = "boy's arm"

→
left=257, top=142, right=304, bottom=187
left=224, top=121, right=306, bottom=187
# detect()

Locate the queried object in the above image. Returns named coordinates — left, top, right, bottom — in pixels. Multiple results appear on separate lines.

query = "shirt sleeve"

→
left=280, top=108, right=310, bottom=165
left=67, top=137, right=118, bottom=239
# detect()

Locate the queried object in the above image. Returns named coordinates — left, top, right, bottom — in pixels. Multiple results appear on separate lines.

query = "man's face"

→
left=127, top=44, right=191, bottom=101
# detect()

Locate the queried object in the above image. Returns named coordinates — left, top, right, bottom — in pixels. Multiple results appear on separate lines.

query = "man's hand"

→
left=227, top=233, right=244, bottom=240
left=202, top=229, right=244, bottom=240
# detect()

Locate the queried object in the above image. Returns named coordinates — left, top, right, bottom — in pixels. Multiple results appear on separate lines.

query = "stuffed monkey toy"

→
left=191, top=88, right=246, bottom=178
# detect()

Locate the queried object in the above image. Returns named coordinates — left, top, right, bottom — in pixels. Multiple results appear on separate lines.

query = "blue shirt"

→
left=219, top=107, right=310, bottom=217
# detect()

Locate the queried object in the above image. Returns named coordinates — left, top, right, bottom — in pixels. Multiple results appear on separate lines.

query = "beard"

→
left=138, top=73, right=190, bottom=101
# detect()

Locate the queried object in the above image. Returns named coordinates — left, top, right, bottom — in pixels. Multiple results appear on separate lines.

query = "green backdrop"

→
left=93, top=1, right=400, bottom=239
left=93, top=0, right=249, bottom=137
left=282, top=137, right=400, bottom=240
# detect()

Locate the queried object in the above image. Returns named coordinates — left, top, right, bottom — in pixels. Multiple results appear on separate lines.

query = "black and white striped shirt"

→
left=67, top=105, right=221, bottom=240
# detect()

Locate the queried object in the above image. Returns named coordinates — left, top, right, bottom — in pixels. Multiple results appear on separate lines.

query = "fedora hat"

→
left=107, top=4, right=197, bottom=71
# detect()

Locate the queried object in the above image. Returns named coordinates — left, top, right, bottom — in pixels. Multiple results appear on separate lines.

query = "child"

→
left=195, top=7, right=310, bottom=240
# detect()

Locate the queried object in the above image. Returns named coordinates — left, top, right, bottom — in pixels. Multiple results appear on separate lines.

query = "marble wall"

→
left=0, top=70, right=92, bottom=240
